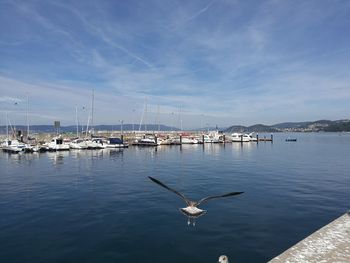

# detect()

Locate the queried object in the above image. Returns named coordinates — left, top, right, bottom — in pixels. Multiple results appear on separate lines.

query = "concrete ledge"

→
left=268, top=212, right=350, bottom=263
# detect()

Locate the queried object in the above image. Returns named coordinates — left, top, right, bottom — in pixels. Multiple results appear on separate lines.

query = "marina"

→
left=0, top=129, right=277, bottom=153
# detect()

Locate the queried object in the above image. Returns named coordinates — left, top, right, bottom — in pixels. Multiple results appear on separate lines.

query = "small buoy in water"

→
left=218, top=255, right=229, bottom=263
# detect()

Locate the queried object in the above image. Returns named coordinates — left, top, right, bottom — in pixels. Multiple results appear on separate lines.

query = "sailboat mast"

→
left=75, top=105, right=79, bottom=137
left=145, top=97, right=148, bottom=132
left=138, top=97, right=147, bottom=132
left=6, top=112, right=9, bottom=139
left=26, top=94, right=29, bottom=139
left=157, top=104, right=160, bottom=132
left=85, top=114, right=90, bottom=139
left=91, top=89, right=94, bottom=135
left=179, top=105, right=183, bottom=131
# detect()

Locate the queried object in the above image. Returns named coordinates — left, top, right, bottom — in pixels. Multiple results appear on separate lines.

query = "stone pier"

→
left=268, top=212, right=350, bottom=263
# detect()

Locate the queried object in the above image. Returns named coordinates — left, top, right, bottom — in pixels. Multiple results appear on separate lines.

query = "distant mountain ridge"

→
left=225, top=119, right=350, bottom=133
left=1, top=119, right=349, bottom=134
left=225, top=124, right=278, bottom=133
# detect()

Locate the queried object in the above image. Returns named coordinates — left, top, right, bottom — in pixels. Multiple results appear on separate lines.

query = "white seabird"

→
left=148, top=176, right=244, bottom=226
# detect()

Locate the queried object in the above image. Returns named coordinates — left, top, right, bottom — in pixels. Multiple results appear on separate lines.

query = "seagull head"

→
left=218, top=255, right=229, bottom=263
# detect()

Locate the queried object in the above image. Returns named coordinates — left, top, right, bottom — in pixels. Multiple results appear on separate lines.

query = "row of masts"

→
left=3, top=90, right=187, bottom=140
left=4, top=95, right=30, bottom=140
left=138, top=97, right=183, bottom=132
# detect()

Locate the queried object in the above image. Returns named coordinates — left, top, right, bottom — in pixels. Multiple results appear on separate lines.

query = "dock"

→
left=268, top=212, right=350, bottom=263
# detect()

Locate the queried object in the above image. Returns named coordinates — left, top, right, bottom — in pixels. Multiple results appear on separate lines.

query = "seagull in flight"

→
left=148, top=176, right=244, bottom=226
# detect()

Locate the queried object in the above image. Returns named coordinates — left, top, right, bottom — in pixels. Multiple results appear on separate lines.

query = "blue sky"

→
left=0, top=0, right=350, bottom=129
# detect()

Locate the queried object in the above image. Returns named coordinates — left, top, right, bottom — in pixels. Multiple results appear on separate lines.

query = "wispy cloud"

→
left=184, top=0, right=216, bottom=23
left=50, top=1, right=155, bottom=69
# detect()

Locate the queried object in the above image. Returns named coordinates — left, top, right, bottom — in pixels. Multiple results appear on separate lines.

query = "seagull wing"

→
left=195, top=191, right=244, bottom=206
left=148, top=176, right=190, bottom=205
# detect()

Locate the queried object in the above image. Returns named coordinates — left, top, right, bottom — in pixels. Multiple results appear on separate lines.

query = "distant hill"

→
left=324, top=121, right=350, bottom=132
left=247, top=124, right=278, bottom=132
left=223, top=125, right=247, bottom=133
left=1, top=120, right=350, bottom=134
left=225, top=119, right=350, bottom=133
left=272, top=119, right=349, bottom=131
left=272, top=121, right=311, bottom=129
left=225, top=124, right=278, bottom=133
left=272, top=120, right=335, bottom=129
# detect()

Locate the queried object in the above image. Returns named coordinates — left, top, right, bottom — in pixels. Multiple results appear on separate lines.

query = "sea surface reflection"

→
left=0, top=133, right=349, bottom=263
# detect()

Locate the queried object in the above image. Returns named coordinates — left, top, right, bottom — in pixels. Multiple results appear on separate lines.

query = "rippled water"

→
left=0, top=133, right=349, bottom=263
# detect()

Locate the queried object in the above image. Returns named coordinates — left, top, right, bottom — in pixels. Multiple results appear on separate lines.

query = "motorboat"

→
left=1, top=139, right=27, bottom=153
left=45, top=136, right=70, bottom=151
left=174, top=137, right=199, bottom=144
left=105, top=137, right=128, bottom=148
left=200, top=131, right=225, bottom=143
left=182, top=137, right=199, bottom=144
left=87, top=138, right=105, bottom=149
left=69, top=138, right=89, bottom=149
left=247, top=132, right=258, bottom=142
left=201, top=134, right=214, bottom=143
left=231, top=133, right=250, bottom=142
left=210, top=131, right=225, bottom=143
left=231, top=132, right=257, bottom=142
left=134, top=137, right=158, bottom=146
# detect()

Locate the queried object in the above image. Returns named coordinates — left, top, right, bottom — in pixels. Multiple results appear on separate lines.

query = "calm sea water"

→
left=0, top=133, right=349, bottom=263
